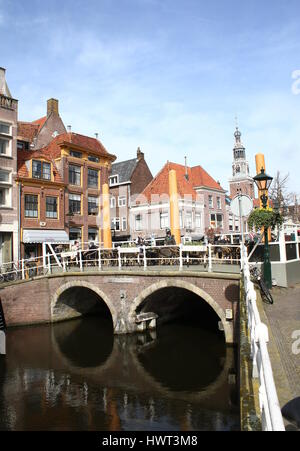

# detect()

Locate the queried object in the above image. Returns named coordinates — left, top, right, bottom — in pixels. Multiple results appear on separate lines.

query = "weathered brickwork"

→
left=0, top=271, right=240, bottom=343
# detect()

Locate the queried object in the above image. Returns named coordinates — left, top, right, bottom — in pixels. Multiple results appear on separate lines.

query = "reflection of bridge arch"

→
left=128, top=279, right=232, bottom=343
left=51, top=281, right=117, bottom=329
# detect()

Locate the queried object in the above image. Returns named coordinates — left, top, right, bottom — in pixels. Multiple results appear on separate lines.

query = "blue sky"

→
left=1, top=0, right=300, bottom=195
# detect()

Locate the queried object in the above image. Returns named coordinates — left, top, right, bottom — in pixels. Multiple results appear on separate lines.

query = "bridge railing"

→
left=241, top=245, right=285, bottom=431
left=0, top=243, right=242, bottom=283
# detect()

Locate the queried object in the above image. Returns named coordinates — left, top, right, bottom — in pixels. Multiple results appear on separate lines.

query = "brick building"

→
left=109, top=147, right=152, bottom=241
left=0, top=68, right=19, bottom=264
left=17, top=129, right=116, bottom=258
left=130, top=161, right=228, bottom=241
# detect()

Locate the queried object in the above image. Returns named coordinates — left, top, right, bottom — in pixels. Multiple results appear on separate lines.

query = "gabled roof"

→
left=17, top=149, right=63, bottom=183
left=42, top=132, right=116, bottom=161
left=110, top=158, right=139, bottom=184
left=138, top=162, right=224, bottom=204
left=32, top=116, right=47, bottom=131
left=17, top=122, right=40, bottom=142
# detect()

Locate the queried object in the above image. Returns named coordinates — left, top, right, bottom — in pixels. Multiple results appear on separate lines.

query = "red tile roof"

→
left=42, top=132, right=116, bottom=161
left=138, top=162, right=224, bottom=203
left=17, top=122, right=40, bottom=142
left=31, top=116, right=47, bottom=131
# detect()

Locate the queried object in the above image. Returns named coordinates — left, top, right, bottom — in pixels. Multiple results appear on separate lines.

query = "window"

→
left=0, top=138, right=9, bottom=155
left=0, top=187, right=10, bottom=207
left=122, top=217, right=127, bottom=231
left=88, top=155, right=99, bottom=163
left=17, top=141, right=29, bottom=151
left=69, top=164, right=81, bottom=186
left=210, top=213, right=223, bottom=229
left=0, top=122, right=10, bottom=134
left=118, top=196, right=126, bottom=207
left=88, top=196, right=98, bottom=215
left=46, top=196, right=58, bottom=219
left=217, top=197, right=221, bottom=209
left=110, top=196, right=116, bottom=208
left=111, top=217, right=120, bottom=231
left=0, top=188, right=5, bottom=206
left=69, top=228, right=81, bottom=242
left=160, top=212, right=169, bottom=229
left=179, top=211, right=183, bottom=228
left=69, top=193, right=81, bottom=215
left=208, top=195, right=213, bottom=208
left=0, top=170, right=9, bottom=183
left=135, top=214, right=142, bottom=231
left=25, top=194, right=38, bottom=218
left=70, top=150, right=82, bottom=158
left=32, top=160, right=51, bottom=180
left=109, top=175, right=119, bottom=186
left=88, top=228, right=98, bottom=242
left=195, top=213, right=202, bottom=228
left=185, top=212, right=193, bottom=229
left=88, top=168, right=98, bottom=188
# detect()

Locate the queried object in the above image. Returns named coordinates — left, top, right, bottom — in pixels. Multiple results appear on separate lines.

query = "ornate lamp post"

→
left=253, top=168, right=274, bottom=289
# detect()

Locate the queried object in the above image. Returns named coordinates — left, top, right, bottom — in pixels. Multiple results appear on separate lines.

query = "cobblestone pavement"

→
left=262, top=283, right=300, bottom=431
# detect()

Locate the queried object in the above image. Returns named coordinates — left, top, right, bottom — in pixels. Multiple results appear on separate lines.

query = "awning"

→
left=23, top=229, right=69, bottom=244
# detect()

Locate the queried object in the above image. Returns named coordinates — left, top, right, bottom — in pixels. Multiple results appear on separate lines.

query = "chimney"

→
left=95, top=133, right=99, bottom=140
left=137, top=147, right=144, bottom=161
left=47, top=98, right=59, bottom=116
left=67, top=125, right=72, bottom=133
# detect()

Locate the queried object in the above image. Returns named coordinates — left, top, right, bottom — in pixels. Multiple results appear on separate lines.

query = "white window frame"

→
left=195, top=213, right=202, bottom=229
left=110, top=196, right=116, bottom=208
left=118, top=196, right=126, bottom=207
left=208, top=195, right=213, bottom=209
left=0, top=137, right=11, bottom=156
left=217, top=197, right=221, bottom=209
left=109, top=175, right=119, bottom=186
left=160, top=212, right=169, bottom=230
left=0, top=169, right=10, bottom=184
left=111, top=217, right=120, bottom=231
left=135, top=214, right=143, bottom=232
left=0, top=121, right=11, bottom=135
left=184, top=211, right=193, bottom=229
left=122, top=217, right=127, bottom=231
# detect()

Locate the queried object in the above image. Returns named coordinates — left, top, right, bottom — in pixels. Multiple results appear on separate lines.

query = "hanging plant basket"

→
left=247, top=208, right=283, bottom=231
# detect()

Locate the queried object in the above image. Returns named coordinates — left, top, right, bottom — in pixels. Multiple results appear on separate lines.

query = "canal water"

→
left=0, top=315, right=239, bottom=431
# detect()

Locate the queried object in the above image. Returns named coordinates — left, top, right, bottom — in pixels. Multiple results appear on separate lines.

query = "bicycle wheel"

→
left=259, top=279, right=274, bottom=304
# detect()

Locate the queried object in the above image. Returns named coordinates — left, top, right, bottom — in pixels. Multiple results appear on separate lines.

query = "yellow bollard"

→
left=169, top=169, right=181, bottom=245
left=102, top=183, right=112, bottom=248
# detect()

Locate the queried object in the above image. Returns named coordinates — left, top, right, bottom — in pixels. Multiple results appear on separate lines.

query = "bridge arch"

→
left=51, top=281, right=117, bottom=329
left=129, top=279, right=232, bottom=343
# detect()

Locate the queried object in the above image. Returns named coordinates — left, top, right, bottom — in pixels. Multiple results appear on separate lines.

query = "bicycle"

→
left=250, top=265, right=274, bottom=305
left=0, top=263, right=21, bottom=284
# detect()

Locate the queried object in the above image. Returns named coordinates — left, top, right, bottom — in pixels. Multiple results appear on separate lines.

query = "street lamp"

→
left=253, top=168, right=273, bottom=289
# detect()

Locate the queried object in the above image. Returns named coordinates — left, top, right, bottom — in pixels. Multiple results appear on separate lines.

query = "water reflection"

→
left=0, top=317, right=239, bottom=431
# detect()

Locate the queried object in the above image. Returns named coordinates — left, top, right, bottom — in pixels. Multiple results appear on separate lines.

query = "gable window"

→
left=88, top=168, right=98, bottom=188
left=69, top=164, right=81, bottom=186
left=25, top=194, right=38, bottom=218
left=88, top=155, right=99, bottom=163
left=109, top=175, right=119, bottom=186
left=32, top=160, right=51, bottom=180
left=88, top=196, right=98, bottom=215
left=0, top=122, right=11, bottom=135
left=46, top=196, right=58, bottom=219
left=70, top=150, right=82, bottom=158
left=69, top=193, right=81, bottom=215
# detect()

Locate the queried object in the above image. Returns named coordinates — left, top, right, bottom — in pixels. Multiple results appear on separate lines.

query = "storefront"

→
left=22, top=229, right=69, bottom=259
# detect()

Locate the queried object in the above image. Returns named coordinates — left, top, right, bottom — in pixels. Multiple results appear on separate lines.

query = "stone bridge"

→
left=0, top=269, right=240, bottom=344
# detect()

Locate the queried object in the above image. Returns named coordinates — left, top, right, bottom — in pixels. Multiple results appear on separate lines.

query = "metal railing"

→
left=241, top=245, right=285, bottom=431
left=0, top=243, right=242, bottom=282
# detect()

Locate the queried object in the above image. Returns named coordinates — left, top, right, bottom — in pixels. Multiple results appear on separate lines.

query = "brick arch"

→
left=51, top=280, right=117, bottom=329
left=129, top=279, right=233, bottom=343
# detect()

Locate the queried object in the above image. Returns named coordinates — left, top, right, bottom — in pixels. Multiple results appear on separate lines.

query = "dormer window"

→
left=88, top=155, right=99, bottom=163
left=70, top=150, right=82, bottom=159
left=109, top=175, right=119, bottom=186
left=32, top=160, right=51, bottom=180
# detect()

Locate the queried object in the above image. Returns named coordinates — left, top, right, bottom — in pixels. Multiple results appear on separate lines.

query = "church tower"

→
left=229, top=126, right=254, bottom=199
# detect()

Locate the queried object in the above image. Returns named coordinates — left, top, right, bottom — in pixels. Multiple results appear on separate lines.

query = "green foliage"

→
left=247, top=208, right=284, bottom=231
